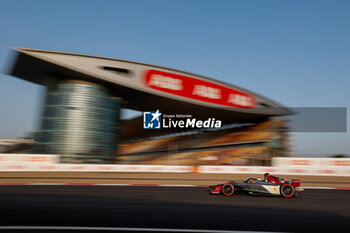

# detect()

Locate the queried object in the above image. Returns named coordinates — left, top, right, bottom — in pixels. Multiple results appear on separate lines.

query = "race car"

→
left=210, top=173, right=303, bottom=198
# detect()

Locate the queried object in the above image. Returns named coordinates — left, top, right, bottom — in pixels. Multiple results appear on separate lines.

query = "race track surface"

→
left=0, top=185, right=348, bottom=232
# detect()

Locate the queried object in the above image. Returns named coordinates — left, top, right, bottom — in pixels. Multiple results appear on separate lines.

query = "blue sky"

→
left=0, top=0, right=349, bottom=156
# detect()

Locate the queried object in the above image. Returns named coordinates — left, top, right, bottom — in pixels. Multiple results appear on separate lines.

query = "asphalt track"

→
left=0, top=185, right=349, bottom=233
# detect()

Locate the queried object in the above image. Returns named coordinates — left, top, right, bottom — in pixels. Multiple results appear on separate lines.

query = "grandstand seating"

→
left=117, top=120, right=288, bottom=165
left=118, top=137, right=175, bottom=154
left=117, top=146, right=270, bottom=165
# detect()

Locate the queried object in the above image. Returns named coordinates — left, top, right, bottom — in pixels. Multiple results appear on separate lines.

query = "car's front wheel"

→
left=222, top=183, right=234, bottom=196
left=280, top=184, right=295, bottom=198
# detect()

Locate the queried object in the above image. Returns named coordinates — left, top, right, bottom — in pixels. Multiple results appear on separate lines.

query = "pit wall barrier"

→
left=271, top=157, right=350, bottom=167
left=0, top=154, right=58, bottom=164
left=0, top=154, right=349, bottom=176
left=197, top=166, right=350, bottom=176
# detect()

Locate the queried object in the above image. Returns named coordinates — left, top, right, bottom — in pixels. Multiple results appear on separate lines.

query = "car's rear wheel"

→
left=222, top=183, right=234, bottom=196
left=280, top=184, right=295, bottom=198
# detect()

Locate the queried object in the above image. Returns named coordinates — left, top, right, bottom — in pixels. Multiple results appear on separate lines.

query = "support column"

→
left=37, top=79, right=119, bottom=163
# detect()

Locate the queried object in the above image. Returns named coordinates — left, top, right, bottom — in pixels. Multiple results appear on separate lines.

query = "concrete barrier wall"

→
left=0, top=154, right=349, bottom=176
left=272, top=157, right=350, bottom=168
left=0, top=154, right=58, bottom=164
left=197, top=165, right=349, bottom=176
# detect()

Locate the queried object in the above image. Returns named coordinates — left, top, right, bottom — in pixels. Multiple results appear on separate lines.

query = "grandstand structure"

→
left=0, top=139, right=35, bottom=153
left=118, top=119, right=290, bottom=166
left=7, top=48, right=292, bottom=164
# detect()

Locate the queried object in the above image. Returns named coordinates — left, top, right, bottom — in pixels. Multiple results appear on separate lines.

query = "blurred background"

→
left=0, top=1, right=349, bottom=161
left=0, top=1, right=349, bottom=232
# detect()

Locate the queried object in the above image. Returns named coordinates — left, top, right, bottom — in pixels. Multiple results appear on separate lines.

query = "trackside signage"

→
left=143, top=70, right=256, bottom=109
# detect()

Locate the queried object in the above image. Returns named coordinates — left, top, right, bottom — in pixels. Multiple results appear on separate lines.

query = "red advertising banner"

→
left=143, top=70, right=255, bottom=109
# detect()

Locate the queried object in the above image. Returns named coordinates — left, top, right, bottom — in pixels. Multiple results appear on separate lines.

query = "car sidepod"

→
left=261, top=184, right=281, bottom=195
left=234, top=183, right=281, bottom=196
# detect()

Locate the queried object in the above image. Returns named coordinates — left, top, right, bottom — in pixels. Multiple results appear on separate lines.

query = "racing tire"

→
left=280, top=184, right=295, bottom=198
left=222, top=183, right=234, bottom=196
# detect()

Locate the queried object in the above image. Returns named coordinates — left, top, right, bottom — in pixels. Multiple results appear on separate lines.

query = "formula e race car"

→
left=210, top=173, right=303, bottom=198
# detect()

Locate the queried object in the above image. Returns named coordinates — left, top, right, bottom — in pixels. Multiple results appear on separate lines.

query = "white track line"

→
left=301, top=186, right=334, bottom=189
left=0, top=183, right=348, bottom=189
left=158, top=184, right=196, bottom=187
left=28, top=183, right=65, bottom=185
left=95, top=183, right=131, bottom=186
left=0, top=226, right=282, bottom=233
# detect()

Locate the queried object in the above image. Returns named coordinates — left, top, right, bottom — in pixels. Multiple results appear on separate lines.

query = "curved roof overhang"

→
left=8, top=48, right=292, bottom=123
